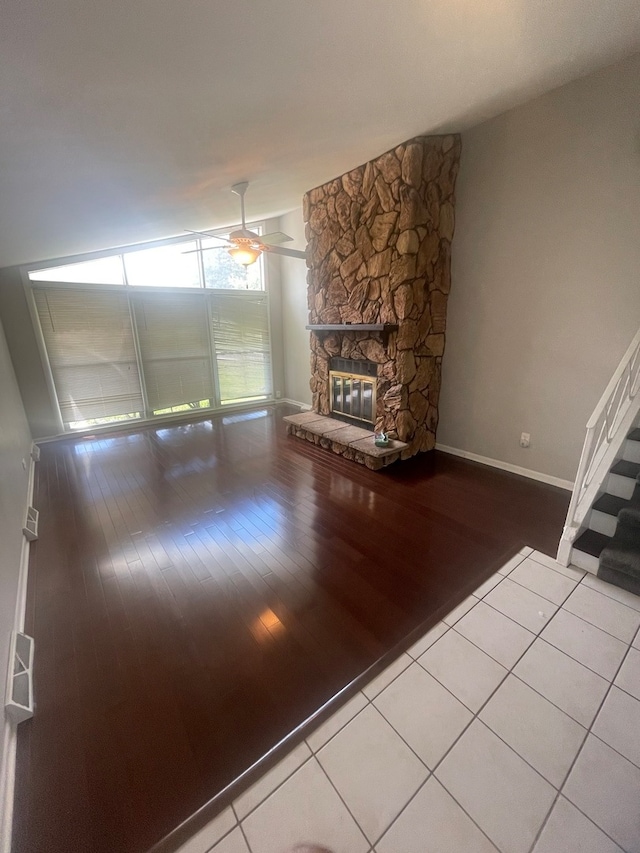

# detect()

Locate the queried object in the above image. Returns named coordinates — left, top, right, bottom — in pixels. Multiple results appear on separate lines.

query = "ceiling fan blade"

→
left=266, top=246, right=307, bottom=260
left=182, top=245, right=228, bottom=255
left=260, top=231, right=293, bottom=245
left=184, top=229, right=229, bottom=242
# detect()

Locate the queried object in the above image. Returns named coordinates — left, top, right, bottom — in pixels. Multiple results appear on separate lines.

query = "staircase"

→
left=571, top=425, right=640, bottom=592
left=558, top=327, right=640, bottom=592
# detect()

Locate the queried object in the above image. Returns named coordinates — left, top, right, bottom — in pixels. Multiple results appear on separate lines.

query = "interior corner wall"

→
left=262, top=217, right=286, bottom=402
left=279, top=208, right=312, bottom=406
left=0, top=311, right=33, bottom=813
left=0, top=266, right=59, bottom=438
left=438, top=52, right=640, bottom=484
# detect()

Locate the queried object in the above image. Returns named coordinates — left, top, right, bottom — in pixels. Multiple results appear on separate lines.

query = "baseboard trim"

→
left=436, top=444, right=574, bottom=491
left=278, top=398, right=312, bottom=411
left=0, top=452, right=36, bottom=852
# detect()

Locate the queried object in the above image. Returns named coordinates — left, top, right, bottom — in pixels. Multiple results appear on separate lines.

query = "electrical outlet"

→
left=520, top=432, right=530, bottom=448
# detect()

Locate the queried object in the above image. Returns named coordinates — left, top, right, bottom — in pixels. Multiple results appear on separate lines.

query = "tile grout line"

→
left=579, top=573, right=640, bottom=613
left=204, top=555, right=636, bottom=853
left=525, top=617, right=640, bottom=853
left=459, top=562, right=633, bottom=681
left=236, top=814, right=254, bottom=853
left=416, top=565, right=615, bottom=849
left=304, top=655, right=503, bottom=850
left=312, top=752, right=380, bottom=851
left=203, top=814, right=238, bottom=853
left=309, top=560, right=585, bottom=786
left=503, top=566, right=581, bottom=607
left=235, top=751, right=316, bottom=825
left=374, top=612, right=570, bottom=851
left=507, top=666, right=597, bottom=729
left=444, top=567, right=639, bottom=851
left=372, top=771, right=501, bottom=853
left=311, top=698, right=436, bottom=849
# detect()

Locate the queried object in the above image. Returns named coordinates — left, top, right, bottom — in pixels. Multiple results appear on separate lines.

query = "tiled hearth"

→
left=177, top=549, right=640, bottom=853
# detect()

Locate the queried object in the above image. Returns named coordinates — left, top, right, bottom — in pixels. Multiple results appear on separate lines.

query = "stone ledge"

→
left=283, top=414, right=408, bottom=470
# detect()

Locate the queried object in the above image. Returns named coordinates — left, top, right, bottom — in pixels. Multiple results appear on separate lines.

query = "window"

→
left=33, top=288, right=144, bottom=428
left=29, top=227, right=273, bottom=430
left=202, top=232, right=264, bottom=291
left=28, top=226, right=266, bottom=291
left=29, top=256, right=125, bottom=285
left=132, top=292, right=214, bottom=413
left=211, top=294, right=272, bottom=404
left=124, top=242, right=201, bottom=288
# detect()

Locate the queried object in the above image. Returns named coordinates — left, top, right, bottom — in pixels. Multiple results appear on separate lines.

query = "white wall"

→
left=279, top=209, right=312, bottom=406
left=0, top=314, right=32, bottom=841
left=263, top=217, right=286, bottom=402
left=438, top=53, right=640, bottom=483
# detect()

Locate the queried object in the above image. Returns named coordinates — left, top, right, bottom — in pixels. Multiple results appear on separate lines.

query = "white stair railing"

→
left=558, top=326, right=640, bottom=565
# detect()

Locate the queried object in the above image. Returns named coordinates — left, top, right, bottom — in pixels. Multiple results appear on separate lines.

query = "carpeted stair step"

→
left=599, top=513, right=640, bottom=573
left=598, top=506, right=640, bottom=598
left=574, top=528, right=610, bottom=558
left=588, top=437, right=640, bottom=596
left=618, top=506, right=640, bottom=529
left=597, top=565, right=640, bottom=596
left=593, top=493, right=629, bottom=517
left=610, top=459, right=640, bottom=480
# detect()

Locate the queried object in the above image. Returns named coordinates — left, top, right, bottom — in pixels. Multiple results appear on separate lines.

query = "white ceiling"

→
left=1, top=0, right=639, bottom=268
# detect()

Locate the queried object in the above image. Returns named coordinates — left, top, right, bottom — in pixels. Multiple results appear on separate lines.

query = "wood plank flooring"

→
left=13, top=405, right=569, bottom=853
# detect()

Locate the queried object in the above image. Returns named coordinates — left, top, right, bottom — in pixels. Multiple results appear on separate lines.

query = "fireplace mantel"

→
left=305, top=323, right=398, bottom=332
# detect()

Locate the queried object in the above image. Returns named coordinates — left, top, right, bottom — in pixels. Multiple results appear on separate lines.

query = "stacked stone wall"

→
left=304, top=134, right=461, bottom=457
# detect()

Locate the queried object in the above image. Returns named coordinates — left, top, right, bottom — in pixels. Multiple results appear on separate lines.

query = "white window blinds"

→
left=132, top=293, right=214, bottom=412
left=210, top=293, right=272, bottom=404
left=33, top=288, right=144, bottom=424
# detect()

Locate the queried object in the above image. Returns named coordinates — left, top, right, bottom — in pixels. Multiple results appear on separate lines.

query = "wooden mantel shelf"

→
left=306, top=323, right=398, bottom=332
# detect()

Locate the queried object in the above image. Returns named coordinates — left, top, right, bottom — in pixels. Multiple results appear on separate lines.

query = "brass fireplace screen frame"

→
left=329, top=369, right=377, bottom=426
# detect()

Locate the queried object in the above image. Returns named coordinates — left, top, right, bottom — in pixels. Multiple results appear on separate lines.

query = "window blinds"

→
left=132, top=293, right=214, bottom=411
left=210, top=293, right=272, bottom=404
left=33, top=288, right=144, bottom=424
left=34, top=287, right=273, bottom=429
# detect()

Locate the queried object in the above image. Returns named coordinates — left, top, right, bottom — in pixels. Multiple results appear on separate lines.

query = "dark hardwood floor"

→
left=13, top=405, right=569, bottom=853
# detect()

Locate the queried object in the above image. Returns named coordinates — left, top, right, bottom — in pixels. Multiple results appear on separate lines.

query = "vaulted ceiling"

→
left=1, top=0, right=639, bottom=267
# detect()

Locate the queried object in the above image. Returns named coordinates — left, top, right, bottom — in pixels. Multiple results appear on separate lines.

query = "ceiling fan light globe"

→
left=228, top=245, right=260, bottom=266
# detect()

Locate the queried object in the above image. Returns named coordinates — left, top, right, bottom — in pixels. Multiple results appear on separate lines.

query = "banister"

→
left=558, top=324, right=640, bottom=565
left=586, top=327, right=640, bottom=429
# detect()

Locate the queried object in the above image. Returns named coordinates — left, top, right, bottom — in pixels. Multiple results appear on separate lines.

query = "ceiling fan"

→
left=185, top=182, right=307, bottom=266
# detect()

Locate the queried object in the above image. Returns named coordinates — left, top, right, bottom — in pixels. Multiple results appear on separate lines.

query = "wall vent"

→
left=22, top=507, right=39, bottom=541
left=5, top=632, right=34, bottom=723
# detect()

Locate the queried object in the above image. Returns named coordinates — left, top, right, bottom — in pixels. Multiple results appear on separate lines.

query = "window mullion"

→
left=206, top=294, right=222, bottom=408
left=196, top=239, right=206, bottom=289
left=120, top=254, right=130, bottom=287
left=127, top=292, right=151, bottom=419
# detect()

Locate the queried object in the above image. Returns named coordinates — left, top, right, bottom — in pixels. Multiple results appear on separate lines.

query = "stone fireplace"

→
left=287, top=133, right=461, bottom=467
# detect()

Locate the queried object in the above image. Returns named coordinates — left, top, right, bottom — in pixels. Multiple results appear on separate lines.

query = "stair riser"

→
left=622, top=439, right=640, bottom=464
left=570, top=547, right=599, bottom=574
left=607, top=472, right=636, bottom=500
left=589, top=509, right=617, bottom=538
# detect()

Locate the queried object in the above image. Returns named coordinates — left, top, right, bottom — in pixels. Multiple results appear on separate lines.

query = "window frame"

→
left=22, top=223, right=275, bottom=435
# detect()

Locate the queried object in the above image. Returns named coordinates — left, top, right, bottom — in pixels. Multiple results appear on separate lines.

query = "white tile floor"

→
left=177, top=549, right=640, bottom=853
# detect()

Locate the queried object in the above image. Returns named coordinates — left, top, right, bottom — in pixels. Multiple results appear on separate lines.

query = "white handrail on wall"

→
left=557, top=326, right=640, bottom=566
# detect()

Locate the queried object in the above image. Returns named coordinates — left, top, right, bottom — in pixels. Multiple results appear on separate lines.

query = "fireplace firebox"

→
left=329, top=358, right=377, bottom=429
